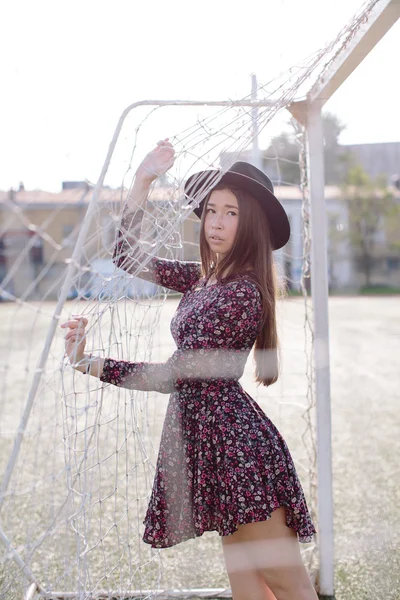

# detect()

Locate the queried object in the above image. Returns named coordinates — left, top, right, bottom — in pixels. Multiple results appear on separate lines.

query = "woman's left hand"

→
left=135, top=139, right=175, bottom=184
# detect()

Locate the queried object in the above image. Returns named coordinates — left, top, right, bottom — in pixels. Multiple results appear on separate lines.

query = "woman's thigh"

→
left=221, top=507, right=317, bottom=600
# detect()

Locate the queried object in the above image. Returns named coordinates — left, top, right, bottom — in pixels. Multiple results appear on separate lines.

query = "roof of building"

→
left=0, top=186, right=181, bottom=206
left=1, top=182, right=398, bottom=207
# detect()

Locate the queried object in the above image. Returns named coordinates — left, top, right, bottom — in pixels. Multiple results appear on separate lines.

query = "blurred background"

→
left=0, top=2, right=399, bottom=600
left=1, top=0, right=399, bottom=299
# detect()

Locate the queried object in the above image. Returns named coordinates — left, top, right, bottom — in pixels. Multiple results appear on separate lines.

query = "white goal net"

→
left=0, top=2, right=380, bottom=597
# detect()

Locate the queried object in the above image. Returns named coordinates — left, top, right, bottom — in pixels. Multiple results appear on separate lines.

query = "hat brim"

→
left=184, top=169, right=290, bottom=251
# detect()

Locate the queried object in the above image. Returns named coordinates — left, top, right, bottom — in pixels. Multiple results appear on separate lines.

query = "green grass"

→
left=286, top=286, right=400, bottom=297
left=358, top=284, right=400, bottom=295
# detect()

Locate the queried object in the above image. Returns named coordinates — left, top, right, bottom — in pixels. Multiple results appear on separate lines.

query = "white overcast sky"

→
left=1, top=0, right=399, bottom=191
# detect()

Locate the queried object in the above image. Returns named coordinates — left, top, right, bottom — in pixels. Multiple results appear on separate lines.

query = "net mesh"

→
left=0, top=1, right=381, bottom=597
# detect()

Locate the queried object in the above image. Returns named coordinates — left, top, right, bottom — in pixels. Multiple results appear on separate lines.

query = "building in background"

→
left=215, top=147, right=400, bottom=290
left=340, top=141, right=400, bottom=185
left=1, top=168, right=399, bottom=300
left=0, top=183, right=161, bottom=301
left=0, top=184, right=91, bottom=301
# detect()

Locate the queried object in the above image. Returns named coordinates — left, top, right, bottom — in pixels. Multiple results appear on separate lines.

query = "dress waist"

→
left=175, top=377, right=243, bottom=392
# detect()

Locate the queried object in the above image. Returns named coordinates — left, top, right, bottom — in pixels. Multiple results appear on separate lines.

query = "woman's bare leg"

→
left=220, top=563, right=278, bottom=600
left=222, top=508, right=318, bottom=600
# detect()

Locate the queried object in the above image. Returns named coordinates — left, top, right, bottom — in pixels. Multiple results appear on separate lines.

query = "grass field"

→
left=0, top=296, right=399, bottom=599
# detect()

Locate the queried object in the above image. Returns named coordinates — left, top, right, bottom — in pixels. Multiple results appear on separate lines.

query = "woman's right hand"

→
left=60, top=315, right=88, bottom=369
left=135, top=139, right=175, bottom=184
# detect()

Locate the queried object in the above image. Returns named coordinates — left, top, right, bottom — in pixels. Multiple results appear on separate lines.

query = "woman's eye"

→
left=206, top=208, right=237, bottom=215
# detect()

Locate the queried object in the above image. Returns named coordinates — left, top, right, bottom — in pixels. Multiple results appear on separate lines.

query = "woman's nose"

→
left=211, top=214, right=223, bottom=227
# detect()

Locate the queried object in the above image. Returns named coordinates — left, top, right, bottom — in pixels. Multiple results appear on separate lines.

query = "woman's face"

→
left=204, top=188, right=239, bottom=260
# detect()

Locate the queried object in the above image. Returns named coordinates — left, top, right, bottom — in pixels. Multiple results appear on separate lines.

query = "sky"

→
left=1, top=0, right=399, bottom=192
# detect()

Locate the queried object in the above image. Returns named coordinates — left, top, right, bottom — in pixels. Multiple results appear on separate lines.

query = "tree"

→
left=263, top=131, right=300, bottom=185
left=342, top=165, right=395, bottom=287
left=262, top=112, right=349, bottom=185
left=323, top=112, right=351, bottom=184
left=385, top=195, right=400, bottom=257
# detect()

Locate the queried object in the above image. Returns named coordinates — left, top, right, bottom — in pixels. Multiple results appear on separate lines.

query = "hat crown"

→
left=227, top=161, right=274, bottom=195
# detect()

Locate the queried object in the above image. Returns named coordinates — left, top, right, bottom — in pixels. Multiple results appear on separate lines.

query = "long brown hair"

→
left=199, top=183, right=282, bottom=387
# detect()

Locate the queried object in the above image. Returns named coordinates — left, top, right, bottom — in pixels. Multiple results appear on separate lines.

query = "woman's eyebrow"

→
left=207, top=203, right=238, bottom=209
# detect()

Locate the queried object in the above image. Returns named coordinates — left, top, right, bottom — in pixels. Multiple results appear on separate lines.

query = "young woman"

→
left=61, top=140, right=318, bottom=600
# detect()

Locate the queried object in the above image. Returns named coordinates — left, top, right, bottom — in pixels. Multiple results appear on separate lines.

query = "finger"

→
left=65, top=324, right=86, bottom=335
left=61, top=322, right=82, bottom=331
left=156, top=139, right=173, bottom=149
left=71, top=315, right=88, bottom=324
left=65, top=336, right=81, bottom=346
left=65, top=329, right=86, bottom=341
left=61, top=321, right=78, bottom=329
left=160, top=149, right=175, bottom=159
left=61, top=318, right=88, bottom=329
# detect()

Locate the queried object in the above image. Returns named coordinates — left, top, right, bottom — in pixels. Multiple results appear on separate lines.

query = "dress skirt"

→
left=142, top=380, right=316, bottom=548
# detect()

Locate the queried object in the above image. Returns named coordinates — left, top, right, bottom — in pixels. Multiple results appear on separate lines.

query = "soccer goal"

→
left=0, top=1, right=398, bottom=599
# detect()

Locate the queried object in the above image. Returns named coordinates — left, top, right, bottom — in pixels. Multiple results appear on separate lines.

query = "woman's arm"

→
left=69, top=342, right=248, bottom=393
left=113, top=141, right=201, bottom=294
left=97, top=348, right=249, bottom=394
left=74, top=280, right=264, bottom=393
left=113, top=202, right=201, bottom=294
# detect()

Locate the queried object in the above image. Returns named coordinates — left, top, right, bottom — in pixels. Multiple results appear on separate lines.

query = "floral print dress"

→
left=99, top=206, right=317, bottom=548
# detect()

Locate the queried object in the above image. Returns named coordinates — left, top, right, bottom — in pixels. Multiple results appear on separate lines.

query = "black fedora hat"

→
left=184, top=161, right=290, bottom=250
